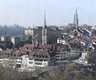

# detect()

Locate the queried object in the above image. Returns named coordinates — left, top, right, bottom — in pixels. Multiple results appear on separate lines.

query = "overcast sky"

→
left=0, top=0, right=96, bottom=27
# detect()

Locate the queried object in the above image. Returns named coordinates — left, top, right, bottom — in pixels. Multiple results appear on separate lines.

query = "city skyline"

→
left=0, top=0, right=96, bottom=26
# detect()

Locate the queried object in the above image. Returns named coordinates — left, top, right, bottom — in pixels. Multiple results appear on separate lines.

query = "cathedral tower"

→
left=42, top=10, right=47, bottom=44
left=73, top=9, right=79, bottom=27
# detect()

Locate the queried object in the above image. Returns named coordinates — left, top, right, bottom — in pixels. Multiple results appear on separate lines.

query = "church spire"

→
left=44, top=10, right=47, bottom=28
left=73, top=9, right=79, bottom=27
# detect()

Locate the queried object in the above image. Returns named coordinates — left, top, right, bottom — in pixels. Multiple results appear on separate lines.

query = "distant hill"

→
left=0, top=25, right=25, bottom=36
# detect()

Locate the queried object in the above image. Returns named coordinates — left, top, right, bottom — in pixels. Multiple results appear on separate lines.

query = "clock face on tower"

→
left=43, top=29, right=47, bottom=35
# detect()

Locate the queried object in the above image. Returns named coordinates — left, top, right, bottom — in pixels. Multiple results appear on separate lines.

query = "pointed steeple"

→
left=42, top=10, right=47, bottom=44
left=73, top=9, right=79, bottom=27
left=44, top=10, right=47, bottom=28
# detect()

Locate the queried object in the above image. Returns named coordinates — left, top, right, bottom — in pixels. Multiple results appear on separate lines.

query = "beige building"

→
left=25, top=27, right=34, bottom=37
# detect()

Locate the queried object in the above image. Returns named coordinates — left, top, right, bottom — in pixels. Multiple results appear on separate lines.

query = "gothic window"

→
left=44, top=30, right=45, bottom=33
left=43, top=30, right=46, bottom=35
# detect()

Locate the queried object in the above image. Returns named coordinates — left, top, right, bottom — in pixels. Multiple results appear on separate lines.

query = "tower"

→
left=42, top=10, right=47, bottom=44
left=73, top=9, right=79, bottom=27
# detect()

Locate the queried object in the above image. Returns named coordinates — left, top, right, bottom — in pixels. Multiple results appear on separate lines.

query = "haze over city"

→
left=0, top=0, right=96, bottom=26
left=0, top=1, right=96, bottom=80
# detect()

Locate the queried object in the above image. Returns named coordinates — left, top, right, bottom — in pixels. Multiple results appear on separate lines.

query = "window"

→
left=29, top=61, right=33, bottom=64
left=35, top=62, right=42, bottom=65
left=16, top=61, right=21, bottom=63
left=45, top=55, right=48, bottom=58
left=43, top=63, right=47, bottom=65
left=35, top=59, right=43, bottom=61
left=29, top=58, right=33, bottom=60
left=44, top=30, right=45, bottom=34
left=42, top=55, right=44, bottom=58
left=39, top=55, right=41, bottom=57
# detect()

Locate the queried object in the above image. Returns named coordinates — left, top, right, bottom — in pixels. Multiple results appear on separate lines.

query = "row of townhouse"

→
left=0, top=42, right=93, bottom=71
left=55, top=48, right=81, bottom=64
left=0, top=47, right=51, bottom=71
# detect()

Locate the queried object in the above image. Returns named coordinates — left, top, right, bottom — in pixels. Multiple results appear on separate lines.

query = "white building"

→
left=16, top=55, right=49, bottom=71
left=74, top=50, right=88, bottom=65
left=57, top=37, right=66, bottom=45
left=55, top=49, right=81, bottom=63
